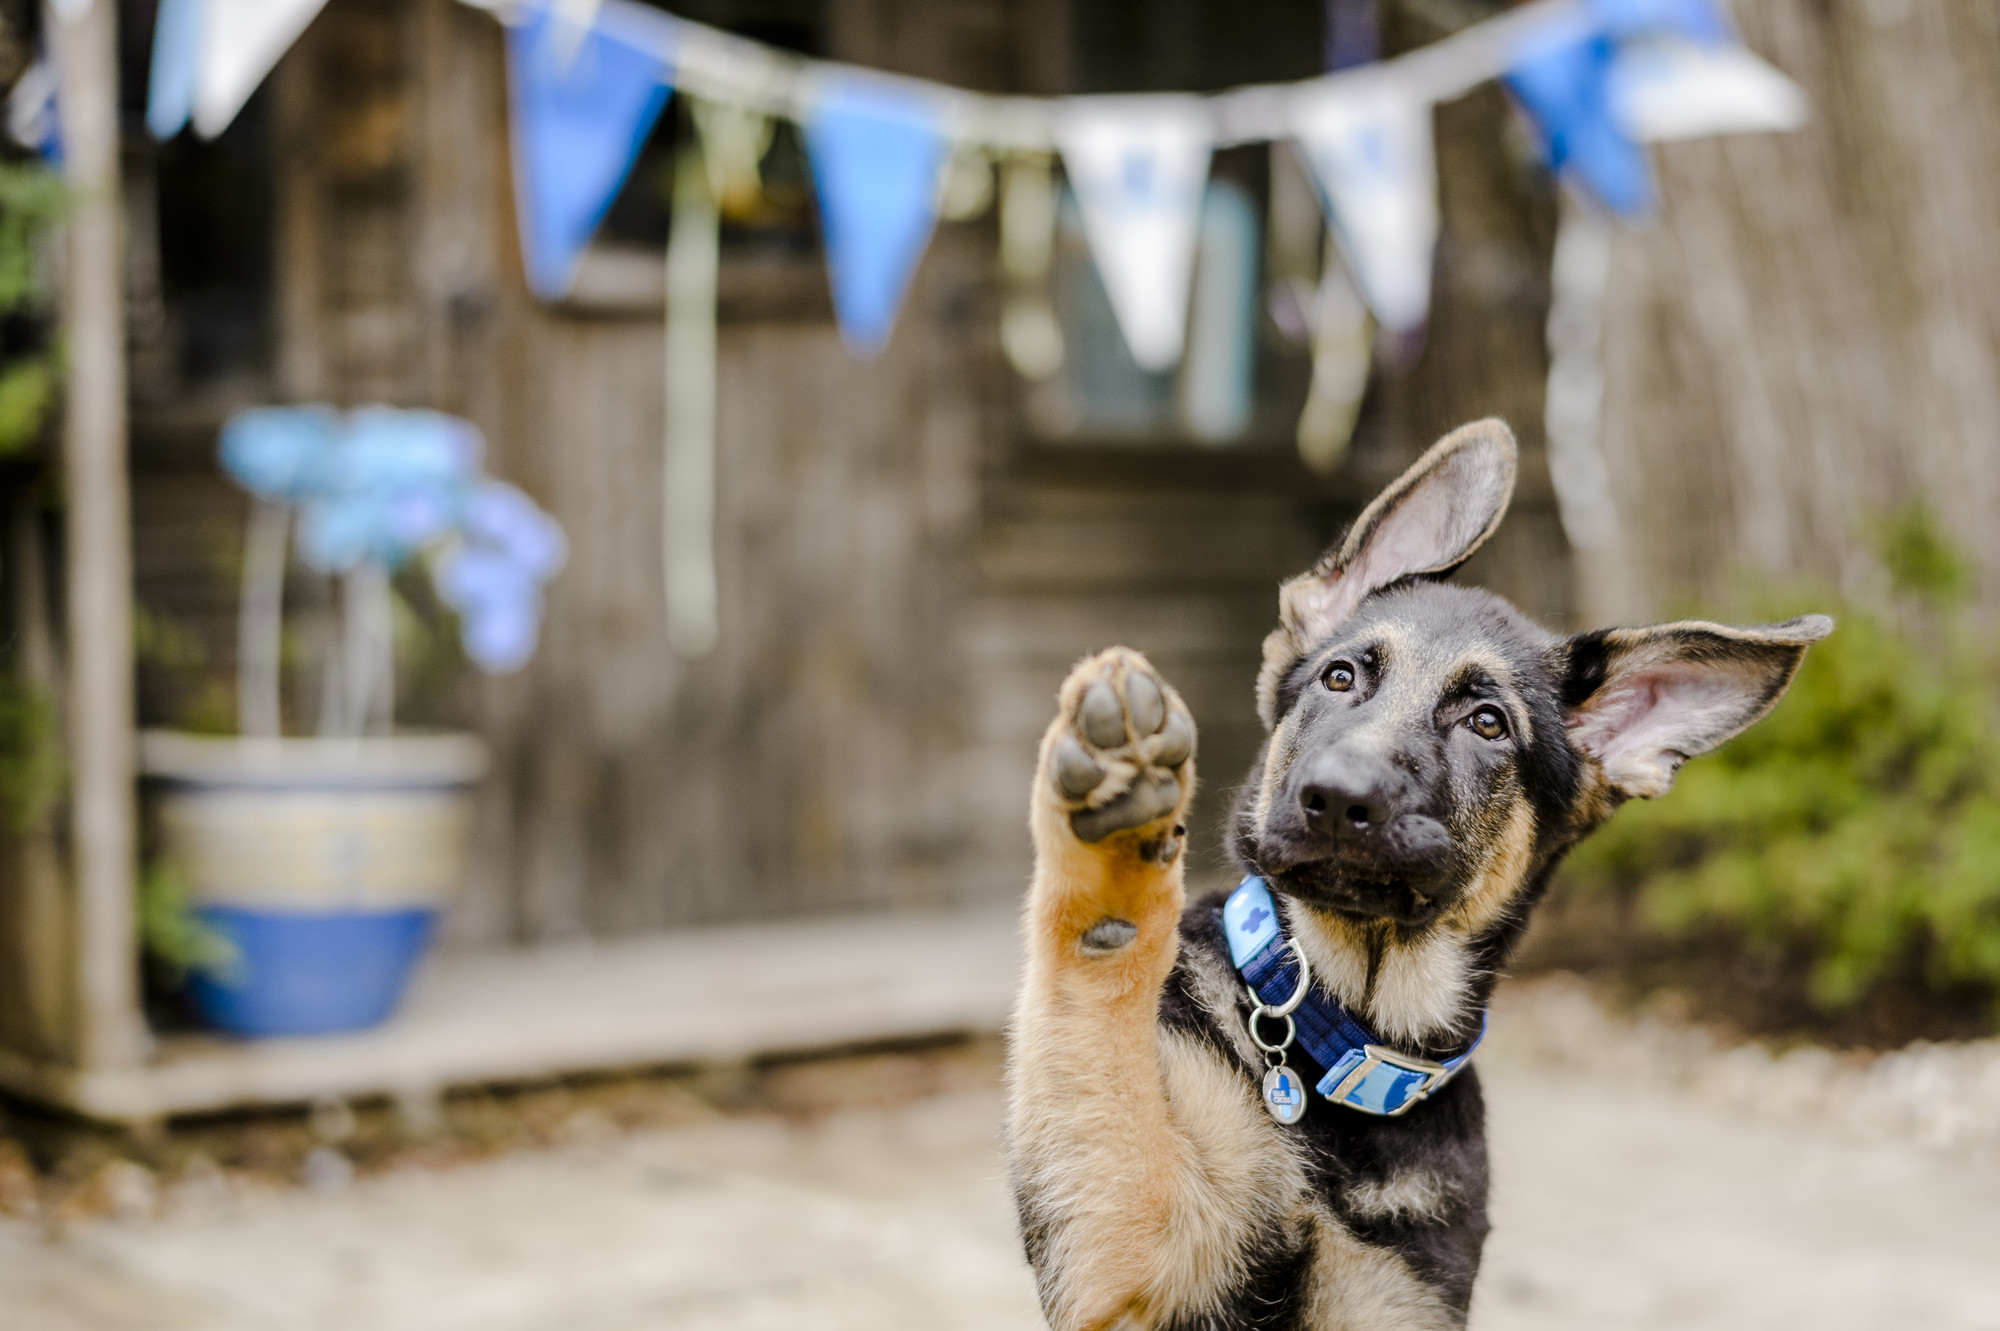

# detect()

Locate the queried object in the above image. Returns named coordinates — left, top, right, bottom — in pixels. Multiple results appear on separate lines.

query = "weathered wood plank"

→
left=0, top=902, right=1019, bottom=1122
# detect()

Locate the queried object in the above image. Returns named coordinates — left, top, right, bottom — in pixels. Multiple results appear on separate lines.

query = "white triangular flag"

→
left=1289, top=78, right=1438, bottom=335
left=193, top=0, right=331, bottom=139
left=1613, top=39, right=1809, bottom=142
left=1056, top=95, right=1212, bottom=372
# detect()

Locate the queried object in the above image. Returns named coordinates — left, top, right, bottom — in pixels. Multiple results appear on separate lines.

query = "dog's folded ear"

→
left=1257, top=419, right=1517, bottom=727
left=1563, top=615, right=1834, bottom=799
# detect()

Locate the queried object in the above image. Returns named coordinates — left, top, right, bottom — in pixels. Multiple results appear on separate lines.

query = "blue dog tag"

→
left=1262, top=1063, right=1308, bottom=1125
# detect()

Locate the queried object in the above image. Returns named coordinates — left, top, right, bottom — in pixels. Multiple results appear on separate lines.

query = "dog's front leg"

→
left=1008, top=647, right=1202, bottom=1331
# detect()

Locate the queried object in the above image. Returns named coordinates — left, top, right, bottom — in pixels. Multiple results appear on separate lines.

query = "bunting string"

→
left=147, top=0, right=1809, bottom=363
left=133, top=0, right=1813, bottom=658
left=464, top=0, right=1590, bottom=153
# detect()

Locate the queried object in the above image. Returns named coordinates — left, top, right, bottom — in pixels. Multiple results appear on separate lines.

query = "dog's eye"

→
left=1469, top=706, right=1508, bottom=740
left=1324, top=662, right=1356, bottom=692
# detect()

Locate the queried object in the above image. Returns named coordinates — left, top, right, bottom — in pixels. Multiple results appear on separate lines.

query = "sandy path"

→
left=6, top=1050, right=1998, bottom=1329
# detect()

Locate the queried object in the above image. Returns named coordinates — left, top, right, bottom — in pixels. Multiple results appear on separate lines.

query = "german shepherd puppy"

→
left=1006, top=419, right=1830, bottom=1330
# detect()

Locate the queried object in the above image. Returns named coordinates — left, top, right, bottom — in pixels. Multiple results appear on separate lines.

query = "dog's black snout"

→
left=1298, top=752, right=1397, bottom=838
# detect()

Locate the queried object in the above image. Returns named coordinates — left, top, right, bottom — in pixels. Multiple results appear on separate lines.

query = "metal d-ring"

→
left=1245, top=939, right=1312, bottom=1018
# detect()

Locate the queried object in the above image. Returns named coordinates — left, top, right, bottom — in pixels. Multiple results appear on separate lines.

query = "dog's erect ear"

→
left=1564, top=615, right=1834, bottom=799
left=1281, top=418, right=1517, bottom=645
left=1256, top=419, right=1517, bottom=726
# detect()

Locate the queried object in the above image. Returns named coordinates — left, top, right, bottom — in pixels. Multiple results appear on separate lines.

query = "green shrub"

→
left=0, top=160, right=61, bottom=456
left=138, top=860, right=239, bottom=982
left=1561, top=507, right=2000, bottom=1017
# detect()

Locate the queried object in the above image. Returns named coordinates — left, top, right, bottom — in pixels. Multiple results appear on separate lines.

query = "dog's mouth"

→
left=1255, top=815, right=1458, bottom=927
left=1266, top=861, right=1451, bottom=927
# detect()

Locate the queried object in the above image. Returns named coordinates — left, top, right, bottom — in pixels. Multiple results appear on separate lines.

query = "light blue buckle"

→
left=1317, top=1044, right=1455, bottom=1116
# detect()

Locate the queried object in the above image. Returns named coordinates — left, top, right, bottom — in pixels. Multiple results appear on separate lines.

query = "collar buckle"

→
left=1325, top=1043, right=1455, bottom=1117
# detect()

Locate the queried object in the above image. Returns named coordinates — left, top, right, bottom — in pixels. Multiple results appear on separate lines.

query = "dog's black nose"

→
left=1298, top=752, right=1397, bottom=837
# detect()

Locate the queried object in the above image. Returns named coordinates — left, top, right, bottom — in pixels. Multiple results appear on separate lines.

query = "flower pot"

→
left=139, top=731, right=488, bottom=1038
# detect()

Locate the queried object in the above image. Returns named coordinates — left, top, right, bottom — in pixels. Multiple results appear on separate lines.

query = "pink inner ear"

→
left=1350, top=483, right=1458, bottom=595
left=1567, top=661, right=1759, bottom=771
left=1298, top=482, right=1461, bottom=639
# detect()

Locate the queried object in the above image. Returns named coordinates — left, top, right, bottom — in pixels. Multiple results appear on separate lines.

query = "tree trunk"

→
left=1595, top=1, right=2000, bottom=624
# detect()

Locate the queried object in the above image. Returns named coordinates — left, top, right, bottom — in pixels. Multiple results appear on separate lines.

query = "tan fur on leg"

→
left=1009, top=648, right=1207, bottom=1330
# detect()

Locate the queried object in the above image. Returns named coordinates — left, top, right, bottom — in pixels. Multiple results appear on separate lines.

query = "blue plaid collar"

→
left=1222, top=876, right=1486, bottom=1117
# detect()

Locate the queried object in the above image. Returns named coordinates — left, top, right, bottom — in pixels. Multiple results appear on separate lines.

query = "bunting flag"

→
left=506, top=1, right=675, bottom=300
left=1505, top=0, right=1760, bottom=215
left=1613, top=39, right=1808, bottom=142
left=1289, top=79, right=1438, bottom=335
left=1056, top=96, right=1213, bottom=373
left=1505, top=17, right=1652, bottom=217
left=5, top=57, right=58, bottom=160
left=803, top=77, right=949, bottom=356
left=192, top=0, right=331, bottom=139
left=145, top=0, right=202, bottom=140
left=1589, top=0, right=1729, bottom=46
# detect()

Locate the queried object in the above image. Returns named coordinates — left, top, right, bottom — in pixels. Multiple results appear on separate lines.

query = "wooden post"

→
left=53, top=0, right=145, bottom=1071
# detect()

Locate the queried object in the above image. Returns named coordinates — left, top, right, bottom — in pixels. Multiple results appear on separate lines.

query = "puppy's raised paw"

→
left=1045, top=649, right=1196, bottom=851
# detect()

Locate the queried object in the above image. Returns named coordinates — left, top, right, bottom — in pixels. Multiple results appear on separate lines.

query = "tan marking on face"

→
left=1441, top=645, right=1535, bottom=748
left=1253, top=706, right=1305, bottom=840
left=1443, top=796, right=1537, bottom=936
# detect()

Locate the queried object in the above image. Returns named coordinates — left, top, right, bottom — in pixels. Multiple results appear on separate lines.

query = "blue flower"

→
left=294, top=409, right=486, bottom=572
left=219, top=407, right=341, bottom=502
left=218, top=404, right=566, bottom=673
left=432, top=481, right=567, bottom=674
left=462, top=480, right=568, bottom=578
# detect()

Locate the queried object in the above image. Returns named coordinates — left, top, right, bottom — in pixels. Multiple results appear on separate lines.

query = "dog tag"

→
left=1262, top=1063, right=1308, bottom=1125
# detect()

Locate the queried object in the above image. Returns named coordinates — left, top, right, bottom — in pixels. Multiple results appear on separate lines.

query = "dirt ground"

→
left=5, top=982, right=2000, bottom=1331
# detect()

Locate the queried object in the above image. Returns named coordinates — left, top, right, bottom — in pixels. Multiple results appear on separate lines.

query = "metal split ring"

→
left=1247, top=1007, right=1296, bottom=1053
left=1244, top=940, right=1312, bottom=1053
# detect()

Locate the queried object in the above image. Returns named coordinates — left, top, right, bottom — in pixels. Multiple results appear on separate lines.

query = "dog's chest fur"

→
left=1149, top=894, right=1491, bottom=1328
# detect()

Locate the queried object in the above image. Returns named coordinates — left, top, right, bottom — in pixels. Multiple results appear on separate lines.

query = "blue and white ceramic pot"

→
left=140, top=731, right=488, bottom=1038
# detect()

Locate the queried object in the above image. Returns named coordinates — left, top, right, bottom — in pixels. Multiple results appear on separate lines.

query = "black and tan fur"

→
left=1006, top=420, right=1831, bottom=1330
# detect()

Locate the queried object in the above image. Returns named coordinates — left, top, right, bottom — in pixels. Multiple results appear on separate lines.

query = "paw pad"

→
left=1051, top=653, right=1195, bottom=844
left=1080, top=918, right=1139, bottom=954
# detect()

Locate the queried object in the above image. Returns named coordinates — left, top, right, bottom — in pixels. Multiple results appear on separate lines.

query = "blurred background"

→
left=0, top=1, right=1998, bottom=1328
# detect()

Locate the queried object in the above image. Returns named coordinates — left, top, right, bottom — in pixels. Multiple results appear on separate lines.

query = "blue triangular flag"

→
left=146, top=0, right=202, bottom=140
left=1589, top=0, right=1729, bottom=45
left=804, top=78, right=949, bottom=356
left=506, top=2, right=674, bottom=300
left=1506, top=18, right=1653, bottom=217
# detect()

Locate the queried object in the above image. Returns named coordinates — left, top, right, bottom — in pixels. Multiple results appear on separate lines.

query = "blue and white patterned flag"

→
left=1289, top=79, right=1438, bottom=334
left=506, top=1, right=674, bottom=300
left=1056, top=95, right=1213, bottom=372
left=803, top=77, right=950, bottom=356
